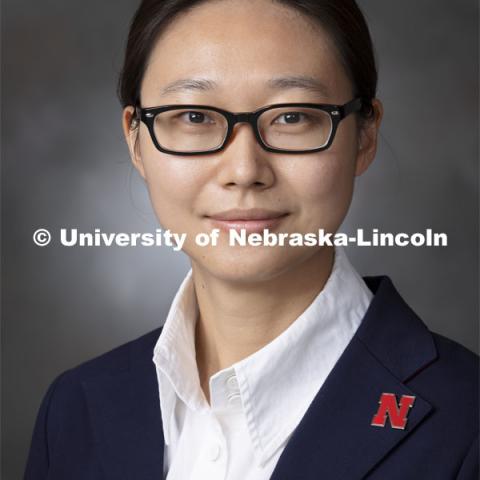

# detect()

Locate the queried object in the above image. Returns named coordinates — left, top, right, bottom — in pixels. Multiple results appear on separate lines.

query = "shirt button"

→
left=226, top=374, right=240, bottom=404
left=226, top=374, right=238, bottom=389
left=207, top=443, right=221, bottom=462
left=227, top=391, right=241, bottom=404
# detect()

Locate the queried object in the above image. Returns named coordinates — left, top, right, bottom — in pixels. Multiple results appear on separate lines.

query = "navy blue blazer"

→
left=24, top=276, right=479, bottom=479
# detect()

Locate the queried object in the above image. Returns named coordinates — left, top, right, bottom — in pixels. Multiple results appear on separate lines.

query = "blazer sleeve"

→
left=23, top=371, right=70, bottom=480
left=456, top=434, right=479, bottom=480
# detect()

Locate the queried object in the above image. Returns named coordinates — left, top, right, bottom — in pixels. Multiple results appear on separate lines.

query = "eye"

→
left=274, top=112, right=308, bottom=125
left=178, top=111, right=215, bottom=125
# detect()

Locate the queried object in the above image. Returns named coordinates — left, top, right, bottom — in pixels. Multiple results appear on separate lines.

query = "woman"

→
left=24, top=0, right=478, bottom=479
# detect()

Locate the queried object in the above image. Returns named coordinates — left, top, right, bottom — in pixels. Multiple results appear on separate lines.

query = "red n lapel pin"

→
left=371, top=392, right=416, bottom=430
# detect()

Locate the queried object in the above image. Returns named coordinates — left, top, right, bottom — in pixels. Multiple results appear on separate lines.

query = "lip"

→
left=208, top=208, right=288, bottom=221
left=205, top=208, right=289, bottom=234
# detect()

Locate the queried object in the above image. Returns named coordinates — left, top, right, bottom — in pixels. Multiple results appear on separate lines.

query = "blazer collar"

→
left=82, top=275, right=437, bottom=480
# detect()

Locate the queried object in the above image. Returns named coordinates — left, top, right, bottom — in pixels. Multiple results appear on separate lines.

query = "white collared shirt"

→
left=152, top=246, right=373, bottom=480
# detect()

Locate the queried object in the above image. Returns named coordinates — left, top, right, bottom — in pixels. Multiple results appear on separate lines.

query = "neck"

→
left=192, top=246, right=335, bottom=403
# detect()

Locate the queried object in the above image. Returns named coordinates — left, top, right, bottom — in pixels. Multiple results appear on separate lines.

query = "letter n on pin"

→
left=371, top=392, right=416, bottom=430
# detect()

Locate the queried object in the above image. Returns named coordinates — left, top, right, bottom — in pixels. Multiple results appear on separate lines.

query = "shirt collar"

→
left=152, top=246, right=373, bottom=466
left=152, top=269, right=203, bottom=446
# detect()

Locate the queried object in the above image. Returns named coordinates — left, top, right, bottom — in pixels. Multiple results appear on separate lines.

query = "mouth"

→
left=205, top=208, right=290, bottom=234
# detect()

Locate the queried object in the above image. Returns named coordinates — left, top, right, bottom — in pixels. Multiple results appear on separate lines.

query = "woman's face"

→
left=123, top=0, right=382, bottom=284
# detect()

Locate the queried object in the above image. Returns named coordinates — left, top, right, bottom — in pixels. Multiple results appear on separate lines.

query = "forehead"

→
left=140, top=0, right=352, bottom=105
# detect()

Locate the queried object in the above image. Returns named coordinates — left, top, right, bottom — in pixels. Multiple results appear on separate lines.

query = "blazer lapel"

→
left=270, top=276, right=438, bottom=480
left=82, top=354, right=164, bottom=480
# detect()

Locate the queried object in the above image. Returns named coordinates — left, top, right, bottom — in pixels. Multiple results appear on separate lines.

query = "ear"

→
left=354, top=98, right=384, bottom=177
left=122, top=106, right=146, bottom=180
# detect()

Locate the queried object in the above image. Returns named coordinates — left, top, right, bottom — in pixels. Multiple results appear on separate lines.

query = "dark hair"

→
left=117, top=0, right=377, bottom=120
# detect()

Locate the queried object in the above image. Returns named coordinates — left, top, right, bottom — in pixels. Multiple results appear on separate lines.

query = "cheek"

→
left=292, top=131, right=358, bottom=230
left=300, top=153, right=355, bottom=202
left=137, top=134, right=206, bottom=229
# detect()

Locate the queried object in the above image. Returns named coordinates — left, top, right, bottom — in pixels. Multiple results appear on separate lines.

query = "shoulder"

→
left=34, top=327, right=163, bottom=423
left=75, top=326, right=162, bottom=374
left=34, top=328, right=162, bottom=441
left=432, top=330, right=478, bottom=373
left=24, top=328, right=164, bottom=478
left=363, top=275, right=478, bottom=388
left=418, top=330, right=478, bottom=404
left=52, top=326, right=163, bottom=388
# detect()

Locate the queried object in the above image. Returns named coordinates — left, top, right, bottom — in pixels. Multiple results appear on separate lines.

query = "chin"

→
left=189, top=244, right=317, bottom=285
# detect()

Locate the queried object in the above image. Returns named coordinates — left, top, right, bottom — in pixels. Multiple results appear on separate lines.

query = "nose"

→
left=216, top=122, right=275, bottom=189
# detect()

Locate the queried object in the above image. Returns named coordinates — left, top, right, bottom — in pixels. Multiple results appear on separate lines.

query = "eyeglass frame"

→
left=135, top=97, right=367, bottom=156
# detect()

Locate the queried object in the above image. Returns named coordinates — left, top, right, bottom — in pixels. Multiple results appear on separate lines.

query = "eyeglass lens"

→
left=152, top=107, right=333, bottom=153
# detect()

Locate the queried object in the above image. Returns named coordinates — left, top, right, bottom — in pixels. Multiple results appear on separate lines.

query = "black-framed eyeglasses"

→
left=135, top=97, right=366, bottom=156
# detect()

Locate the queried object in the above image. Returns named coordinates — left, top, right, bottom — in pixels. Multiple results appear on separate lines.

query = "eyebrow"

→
left=159, top=75, right=331, bottom=98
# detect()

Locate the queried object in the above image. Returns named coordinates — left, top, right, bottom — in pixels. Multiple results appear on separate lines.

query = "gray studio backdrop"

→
left=2, top=0, right=478, bottom=478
